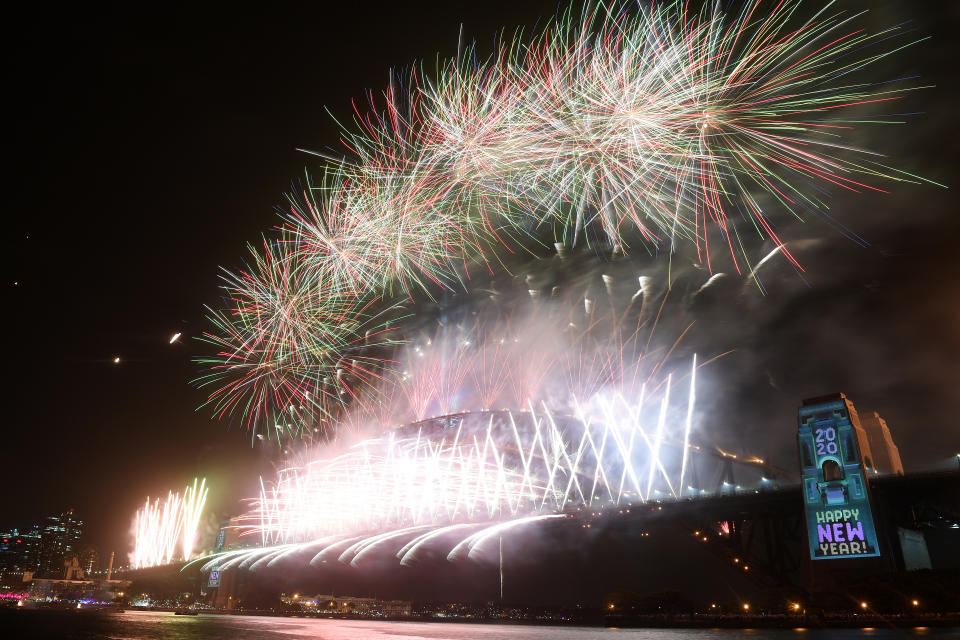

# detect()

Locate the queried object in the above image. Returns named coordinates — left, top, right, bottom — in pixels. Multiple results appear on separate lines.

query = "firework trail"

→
left=133, top=478, right=209, bottom=569
left=197, top=0, right=933, bottom=435
left=196, top=360, right=700, bottom=572
left=181, top=478, right=208, bottom=561
left=186, top=2, right=936, bottom=577
left=194, top=233, right=408, bottom=438
left=190, top=269, right=725, bottom=571
left=328, top=0, right=936, bottom=282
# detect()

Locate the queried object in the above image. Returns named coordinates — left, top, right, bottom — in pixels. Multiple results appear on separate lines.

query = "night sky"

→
left=6, top=0, right=959, bottom=565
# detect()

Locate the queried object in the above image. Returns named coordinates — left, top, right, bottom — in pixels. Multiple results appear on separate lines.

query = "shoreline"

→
left=7, top=606, right=959, bottom=629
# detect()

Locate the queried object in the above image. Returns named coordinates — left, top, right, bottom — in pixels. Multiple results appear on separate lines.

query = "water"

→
left=1, top=611, right=955, bottom=640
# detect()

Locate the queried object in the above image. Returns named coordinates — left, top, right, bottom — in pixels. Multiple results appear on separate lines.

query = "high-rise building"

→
left=0, top=527, right=32, bottom=573
left=79, top=545, right=98, bottom=575
left=0, top=526, right=40, bottom=572
left=21, top=525, right=41, bottom=573
left=860, top=411, right=904, bottom=475
left=37, top=508, right=83, bottom=578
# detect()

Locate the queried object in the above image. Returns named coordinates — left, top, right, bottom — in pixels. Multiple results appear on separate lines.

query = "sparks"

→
left=197, top=0, right=932, bottom=433
left=133, top=478, right=209, bottom=569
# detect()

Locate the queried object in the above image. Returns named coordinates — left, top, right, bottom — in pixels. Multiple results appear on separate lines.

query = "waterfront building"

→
left=63, top=553, right=86, bottom=580
left=29, top=576, right=97, bottom=600
left=382, top=600, right=413, bottom=616
left=0, top=570, right=32, bottom=591
left=285, top=593, right=396, bottom=614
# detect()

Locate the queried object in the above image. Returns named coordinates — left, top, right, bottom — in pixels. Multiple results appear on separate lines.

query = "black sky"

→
left=5, top=0, right=959, bottom=562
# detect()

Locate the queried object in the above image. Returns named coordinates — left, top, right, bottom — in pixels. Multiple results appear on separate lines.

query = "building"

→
left=860, top=411, right=904, bottom=476
left=0, top=570, right=32, bottom=592
left=0, top=526, right=41, bottom=573
left=382, top=600, right=413, bottom=616
left=283, top=593, right=399, bottom=614
left=0, top=531, right=27, bottom=571
left=79, top=545, right=99, bottom=575
left=29, top=577, right=97, bottom=600
left=20, top=525, right=41, bottom=573
left=37, top=509, right=83, bottom=578
left=63, top=553, right=86, bottom=580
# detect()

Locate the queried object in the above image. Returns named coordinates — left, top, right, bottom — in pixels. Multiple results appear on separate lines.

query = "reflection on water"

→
left=1, top=611, right=952, bottom=640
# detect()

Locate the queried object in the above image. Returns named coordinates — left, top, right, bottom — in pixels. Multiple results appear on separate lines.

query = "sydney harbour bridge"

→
left=127, top=395, right=959, bottom=607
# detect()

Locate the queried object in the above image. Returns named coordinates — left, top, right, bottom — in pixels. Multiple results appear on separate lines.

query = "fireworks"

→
left=190, top=279, right=724, bottom=571
left=326, top=0, right=935, bottom=275
left=252, top=378, right=697, bottom=544
left=198, top=0, right=932, bottom=434
left=133, top=478, right=208, bottom=569
left=194, top=234, right=407, bottom=438
left=177, top=1, right=939, bottom=580
left=195, top=356, right=702, bottom=572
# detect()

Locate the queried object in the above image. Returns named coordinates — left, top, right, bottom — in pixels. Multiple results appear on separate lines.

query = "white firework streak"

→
left=181, top=478, right=208, bottom=561
left=191, top=363, right=709, bottom=571
left=133, top=477, right=208, bottom=569
left=446, top=514, right=571, bottom=562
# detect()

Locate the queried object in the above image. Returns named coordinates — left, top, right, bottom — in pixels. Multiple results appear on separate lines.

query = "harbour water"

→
left=0, top=611, right=955, bottom=640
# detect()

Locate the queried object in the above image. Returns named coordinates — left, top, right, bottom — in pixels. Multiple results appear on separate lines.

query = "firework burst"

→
left=198, top=0, right=934, bottom=433
left=195, top=235, right=405, bottom=437
left=204, top=354, right=700, bottom=571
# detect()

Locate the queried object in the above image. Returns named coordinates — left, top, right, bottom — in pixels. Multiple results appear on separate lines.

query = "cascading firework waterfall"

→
left=133, top=478, right=208, bottom=569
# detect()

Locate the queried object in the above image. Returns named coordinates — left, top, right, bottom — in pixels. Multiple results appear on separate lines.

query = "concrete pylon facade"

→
left=860, top=411, right=904, bottom=476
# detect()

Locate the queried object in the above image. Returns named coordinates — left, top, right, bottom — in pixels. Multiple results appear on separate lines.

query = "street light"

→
left=912, top=599, right=919, bottom=607
left=743, top=603, right=750, bottom=611
left=860, top=602, right=868, bottom=610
